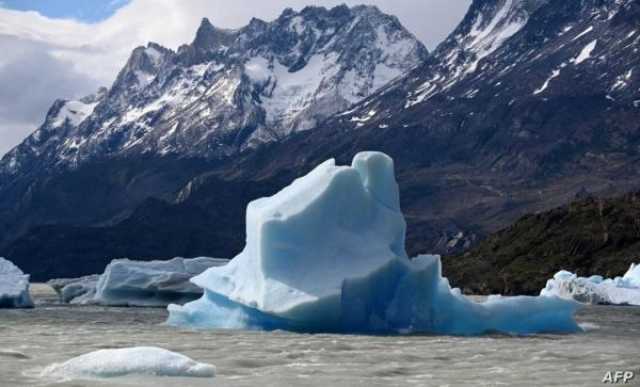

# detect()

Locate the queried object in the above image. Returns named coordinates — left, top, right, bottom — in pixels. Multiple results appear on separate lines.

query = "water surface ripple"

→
left=0, top=286, right=638, bottom=386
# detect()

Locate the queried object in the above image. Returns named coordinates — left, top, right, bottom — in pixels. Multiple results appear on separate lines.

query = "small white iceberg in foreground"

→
left=0, top=257, right=34, bottom=308
left=168, top=152, right=580, bottom=335
left=41, top=347, right=215, bottom=379
left=541, top=264, right=640, bottom=306
left=94, top=257, right=229, bottom=307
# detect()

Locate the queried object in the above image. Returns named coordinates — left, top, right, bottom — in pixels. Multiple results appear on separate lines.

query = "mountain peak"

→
left=351, top=4, right=383, bottom=15
left=279, top=7, right=296, bottom=18
left=0, top=5, right=428, bottom=177
left=192, top=17, right=235, bottom=51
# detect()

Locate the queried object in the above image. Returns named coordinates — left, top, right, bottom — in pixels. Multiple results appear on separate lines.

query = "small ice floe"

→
left=41, top=347, right=215, bottom=379
left=578, top=322, right=600, bottom=332
left=0, top=257, right=34, bottom=308
left=541, top=265, right=640, bottom=306
left=168, top=152, right=581, bottom=335
left=94, top=257, right=228, bottom=307
left=48, top=275, right=99, bottom=304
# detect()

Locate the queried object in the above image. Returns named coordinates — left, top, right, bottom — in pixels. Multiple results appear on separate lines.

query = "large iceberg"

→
left=41, top=347, right=215, bottom=379
left=0, top=257, right=34, bottom=308
left=93, top=257, right=228, bottom=307
left=541, top=265, right=640, bottom=306
left=168, top=152, right=580, bottom=335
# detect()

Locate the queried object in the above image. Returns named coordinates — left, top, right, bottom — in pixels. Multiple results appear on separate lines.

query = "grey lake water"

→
left=1, top=285, right=639, bottom=387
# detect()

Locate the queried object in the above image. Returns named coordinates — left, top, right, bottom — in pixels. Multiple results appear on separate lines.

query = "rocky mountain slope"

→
left=0, top=5, right=426, bottom=178
left=1, top=0, right=639, bottom=280
left=443, top=191, right=640, bottom=295
left=0, top=5, right=427, bottom=257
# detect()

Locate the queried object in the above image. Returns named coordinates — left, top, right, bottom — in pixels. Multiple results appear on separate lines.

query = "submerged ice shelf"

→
left=168, top=152, right=581, bottom=335
left=541, top=264, right=640, bottom=306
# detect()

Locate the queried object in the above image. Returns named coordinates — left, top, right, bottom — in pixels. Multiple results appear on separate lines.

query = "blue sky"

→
left=0, top=0, right=130, bottom=22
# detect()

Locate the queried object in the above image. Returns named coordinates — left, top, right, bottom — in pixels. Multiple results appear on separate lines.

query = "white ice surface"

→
left=53, top=100, right=98, bottom=127
left=41, top=347, right=215, bottom=379
left=573, top=40, right=597, bottom=64
left=541, top=265, right=640, bottom=306
left=168, top=152, right=580, bottom=335
left=0, top=257, right=34, bottom=308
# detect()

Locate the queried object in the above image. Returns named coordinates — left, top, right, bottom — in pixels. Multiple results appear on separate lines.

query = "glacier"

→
left=0, top=257, right=34, bottom=308
left=541, top=265, right=640, bottom=306
left=168, top=152, right=581, bottom=335
left=41, top=347, right=215, bottom=379
left=93, top=257, right=228, bottom=307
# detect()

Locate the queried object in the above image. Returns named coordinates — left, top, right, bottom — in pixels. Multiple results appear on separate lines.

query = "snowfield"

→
left=168, top=152, right=581, bottom=335
left=541, top=264, right=640, bottom=306
left=0, top=257, right=34, bottom=308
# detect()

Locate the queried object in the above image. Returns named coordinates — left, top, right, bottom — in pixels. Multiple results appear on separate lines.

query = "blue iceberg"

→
left=168, top=152, right=580, bottom=335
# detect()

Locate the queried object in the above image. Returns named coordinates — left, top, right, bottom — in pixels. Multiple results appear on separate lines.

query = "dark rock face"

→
left=1, top=0, right=639, bottom=280
left=443, top=192, right=640, bottom=295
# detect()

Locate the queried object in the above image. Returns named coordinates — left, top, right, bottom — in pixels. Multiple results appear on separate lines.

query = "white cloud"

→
left=0, top=0, right=470, bottom=156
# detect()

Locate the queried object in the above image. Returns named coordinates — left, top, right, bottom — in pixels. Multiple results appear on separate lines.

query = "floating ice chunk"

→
left=41, top=347, right=215, bottom=379
left=94, top=257, right=228, bottom=307
left=168, top=152, right=580, bottom=335
left=48, top=275, right=99, bottom=304
left=541, top=265, right=640, bottom=306
left=621, top=263, right=640, bottom=288
left=0, top=257, right=34, bottom=308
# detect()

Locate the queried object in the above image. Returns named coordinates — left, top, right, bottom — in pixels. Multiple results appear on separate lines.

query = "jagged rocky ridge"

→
left=0, top=5, right=426, bottom=178
left=335, top=0, right=640, bottom=131
left=1, top=0, right=639, bottom=282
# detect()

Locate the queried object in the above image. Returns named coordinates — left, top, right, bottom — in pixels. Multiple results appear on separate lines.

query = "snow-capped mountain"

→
left=0, top=5, right=427, bottom=178
left=2, top=0, right=640, bottom=281
left=335, top=0, right=639, bottom=136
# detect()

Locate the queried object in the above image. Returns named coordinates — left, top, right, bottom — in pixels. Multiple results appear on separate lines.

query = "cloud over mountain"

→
left=0, top=0, right=470, bottom=156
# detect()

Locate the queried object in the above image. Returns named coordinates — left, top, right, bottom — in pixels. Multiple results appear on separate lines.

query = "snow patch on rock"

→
left=573, top=40, right=597, bottom=64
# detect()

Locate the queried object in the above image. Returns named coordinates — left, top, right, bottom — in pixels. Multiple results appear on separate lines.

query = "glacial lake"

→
left=0, top=285, right=639, bottom=387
